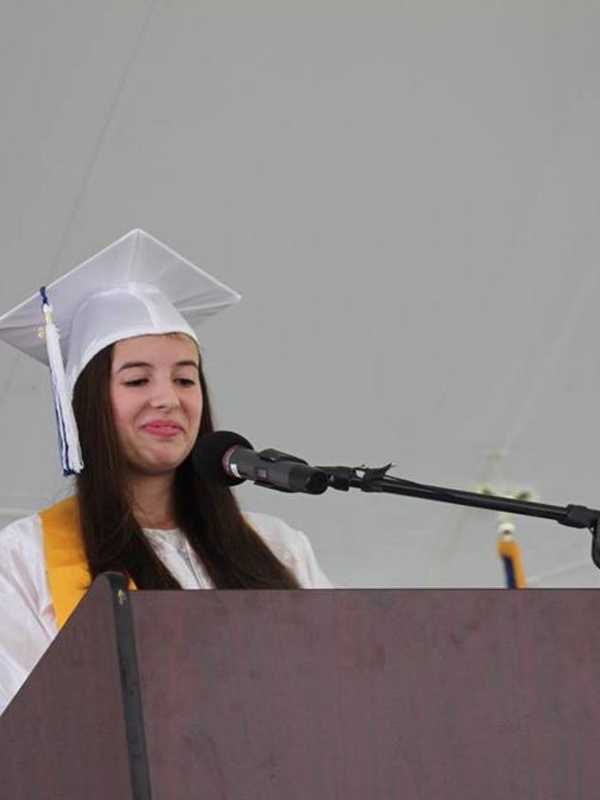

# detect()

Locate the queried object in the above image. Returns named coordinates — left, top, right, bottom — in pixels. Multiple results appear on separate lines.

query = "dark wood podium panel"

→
left=0, top=576, right=133, bottom=799
left=3, top=584, right=600, bottom=798
left=130, top=590, right=600, bottom=799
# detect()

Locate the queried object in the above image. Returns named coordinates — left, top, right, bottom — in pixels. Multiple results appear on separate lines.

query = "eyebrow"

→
left=117, top=360, right=199, bottom=373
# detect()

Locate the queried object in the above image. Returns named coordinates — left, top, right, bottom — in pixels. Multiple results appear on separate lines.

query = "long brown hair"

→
left=72, top=341, right=300, bottom=589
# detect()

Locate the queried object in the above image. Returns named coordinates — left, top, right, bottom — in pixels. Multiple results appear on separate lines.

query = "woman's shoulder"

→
left=0, top=513, right=46, bottom=594
left=0, top=513, right=43, bottom=553
left=243, top=510, right=310, bottom=555
left=243, top=511, right=332, bottom=588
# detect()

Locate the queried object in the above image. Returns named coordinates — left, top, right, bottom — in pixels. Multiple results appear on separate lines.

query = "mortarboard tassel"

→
left=40, top=287, right=84, bottom=475
left=497, top=522, right=526, bottom=589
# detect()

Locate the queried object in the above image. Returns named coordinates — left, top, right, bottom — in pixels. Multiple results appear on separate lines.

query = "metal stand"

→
left=316, top=463, right=600, bottom=570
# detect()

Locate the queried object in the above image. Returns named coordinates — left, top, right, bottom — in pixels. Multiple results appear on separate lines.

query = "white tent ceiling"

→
left=1, top=1, right=600, bottom=587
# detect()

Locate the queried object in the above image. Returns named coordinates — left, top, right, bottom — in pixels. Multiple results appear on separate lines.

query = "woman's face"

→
left=110, top=334, right=203, bottom=476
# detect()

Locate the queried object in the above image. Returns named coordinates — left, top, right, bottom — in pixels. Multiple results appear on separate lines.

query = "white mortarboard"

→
left=0, top=229, right=241, bottom=475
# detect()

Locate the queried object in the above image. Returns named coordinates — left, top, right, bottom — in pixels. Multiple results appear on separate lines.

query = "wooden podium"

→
left=1, top=576, right=600, bottom=799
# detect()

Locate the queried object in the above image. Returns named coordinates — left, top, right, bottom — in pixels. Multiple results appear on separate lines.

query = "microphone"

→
left=192, top=431, right=329, bottom=494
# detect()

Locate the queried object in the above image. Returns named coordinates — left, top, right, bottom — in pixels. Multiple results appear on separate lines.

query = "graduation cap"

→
left=0, top=229, right=241, bottom=475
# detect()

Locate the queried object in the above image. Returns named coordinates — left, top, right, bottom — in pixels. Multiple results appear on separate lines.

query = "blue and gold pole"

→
left=497, top=521, right=527, bottom=589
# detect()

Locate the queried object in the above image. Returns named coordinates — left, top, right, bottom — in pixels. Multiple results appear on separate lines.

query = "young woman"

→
left=0, top=230, right=330, bottom=715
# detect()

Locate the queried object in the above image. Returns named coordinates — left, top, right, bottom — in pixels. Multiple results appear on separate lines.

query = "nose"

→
left=148, top=380, right=180, bottom=410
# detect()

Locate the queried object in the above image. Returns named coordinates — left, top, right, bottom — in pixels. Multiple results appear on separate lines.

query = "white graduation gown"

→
left=0, top=511, right=331, bottom=716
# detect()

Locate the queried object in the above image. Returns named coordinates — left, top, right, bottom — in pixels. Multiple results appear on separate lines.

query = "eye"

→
left=175, top=378, right=197, bottom=386
left=124, top=378, right=148, bottom=387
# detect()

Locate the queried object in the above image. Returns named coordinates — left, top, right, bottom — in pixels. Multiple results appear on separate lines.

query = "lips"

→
left=142, top=421, right=183, bottom=437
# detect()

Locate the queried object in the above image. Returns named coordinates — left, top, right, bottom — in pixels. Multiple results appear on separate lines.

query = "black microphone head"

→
left=191, top=430, right=253, bottom=486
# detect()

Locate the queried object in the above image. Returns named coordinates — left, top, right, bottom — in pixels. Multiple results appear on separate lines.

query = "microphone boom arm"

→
left=317, top=464, right=600, bottom=569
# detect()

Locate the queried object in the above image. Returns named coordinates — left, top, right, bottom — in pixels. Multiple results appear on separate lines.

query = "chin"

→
left=129, top=453, right=189, bottom=476
left=124, top=439, right=194, bottom=476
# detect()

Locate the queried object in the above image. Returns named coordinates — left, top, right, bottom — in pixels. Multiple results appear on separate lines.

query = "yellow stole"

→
left=40, top=496, right=136, bottom=629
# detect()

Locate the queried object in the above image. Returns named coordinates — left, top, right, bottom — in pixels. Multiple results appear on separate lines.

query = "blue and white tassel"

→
left=40, top=287, right=84, bottom=475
